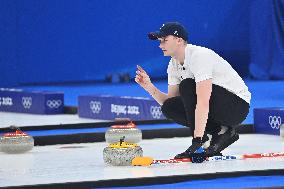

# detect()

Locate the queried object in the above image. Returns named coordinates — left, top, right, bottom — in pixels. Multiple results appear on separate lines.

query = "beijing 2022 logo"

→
left=268, top=116, right=282, bottom=129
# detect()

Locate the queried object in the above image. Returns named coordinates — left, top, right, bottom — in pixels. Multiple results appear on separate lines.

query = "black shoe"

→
left=206, top=128, right=239, bottom=156
left=174, top=135, right=209, bottom=159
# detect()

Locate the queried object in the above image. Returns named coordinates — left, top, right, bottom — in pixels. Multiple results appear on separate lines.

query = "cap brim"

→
left=148, top=31, right=167, bottom=40
left=148, top=32, right=159, bottom=40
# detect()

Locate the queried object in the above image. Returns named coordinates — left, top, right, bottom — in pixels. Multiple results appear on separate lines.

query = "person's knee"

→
left=161, top=98, right=175, bottom=118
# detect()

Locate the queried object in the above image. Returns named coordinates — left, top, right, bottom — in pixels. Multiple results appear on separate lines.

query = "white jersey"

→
left=167, top=44, right=251, bottom=104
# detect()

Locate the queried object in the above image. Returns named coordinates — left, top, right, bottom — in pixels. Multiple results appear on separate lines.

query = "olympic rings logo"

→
left=268, top=116, right=282, bottom=129
left=22, top=97, right=32, bottom=109
left=150, top=106, right=162, bottom=119
left=46, top=100, right=62, bottom=109
left=90, top=101, right=101, bottom=114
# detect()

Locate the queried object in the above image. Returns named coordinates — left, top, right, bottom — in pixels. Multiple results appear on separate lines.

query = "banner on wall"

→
left=254, top=108, right=284, bottom=135
left=78, top=95, right=165, bottom=121
left=0, top=88, right=64, bottom=114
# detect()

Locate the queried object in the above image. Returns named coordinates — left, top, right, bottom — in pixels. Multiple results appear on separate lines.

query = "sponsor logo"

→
left=261, top=152, right=284, bottom=157
left=111, top=104, right=127, bottom=115
left=0, top=97, right=13, bottom=106
left=150, top=106, right=162, bottom=119
left=90, top=101, right=101, bottom=114
left=127, top=105, right=140, bottom=115
left=46, top=100, right=62, bottom=109
left=212, top=156, right=237, bottom=161
left=0, top=88, right=22, bottom=92
left=268, top=116, right=282, bottom=129
left=111, top=104, right=140, bottom=116
left=22, top=97, right=32, bottom=109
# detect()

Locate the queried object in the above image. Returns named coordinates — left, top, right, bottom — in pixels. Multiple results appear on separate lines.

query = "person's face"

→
left=158, top=35, right=179, bottom=56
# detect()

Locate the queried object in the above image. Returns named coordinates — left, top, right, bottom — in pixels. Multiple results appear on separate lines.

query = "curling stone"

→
left=103, top=137, right=143, bottom=166
left=0, top=130, right=34, bottom=154
left=105, top=122, right=142, bottom=144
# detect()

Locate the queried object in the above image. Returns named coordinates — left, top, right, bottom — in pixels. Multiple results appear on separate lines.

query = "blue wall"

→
left=0, top=0, right=251, bottom=87
left=0, top=0, right=18, bottom=86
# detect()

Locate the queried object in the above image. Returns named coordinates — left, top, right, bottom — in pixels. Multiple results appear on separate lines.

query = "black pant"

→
left=161, top=78, right=249, bottom=135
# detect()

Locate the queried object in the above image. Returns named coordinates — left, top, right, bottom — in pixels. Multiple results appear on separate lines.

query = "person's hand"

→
left=135, top=65, right=152, bottom=90
left=174, top=136, right=208, bottom=163
left=186, top=137, right=207, bottom=163
left=190, top=146, right=207, bottom=163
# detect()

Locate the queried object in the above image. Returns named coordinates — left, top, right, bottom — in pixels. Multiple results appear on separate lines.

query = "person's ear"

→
left=177, top=38, right=183, bottom=44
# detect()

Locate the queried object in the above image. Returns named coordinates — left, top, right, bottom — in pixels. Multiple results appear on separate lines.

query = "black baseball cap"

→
left=148, top=22, right=188, bottom=41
